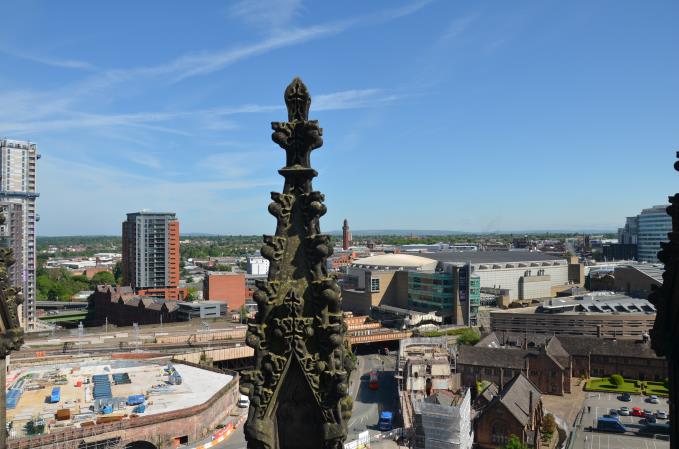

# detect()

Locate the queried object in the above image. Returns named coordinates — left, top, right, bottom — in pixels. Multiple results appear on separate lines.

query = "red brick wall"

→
left=476, top=400, right=543, bottom=449
left=167, top=220, right=180, bottom=288
left=203, top=273, right=246, bottom=311
left=137, top=287, right=188, bottom=300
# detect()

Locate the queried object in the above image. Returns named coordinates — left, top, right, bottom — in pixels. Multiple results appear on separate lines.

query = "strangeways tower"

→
left=241, top=78, right=354, bottom=449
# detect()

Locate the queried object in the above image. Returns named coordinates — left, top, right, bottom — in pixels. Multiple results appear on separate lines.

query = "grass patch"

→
left=585, top=377, right=640, bottom=394
left=645, top=382, right=670, bottom=397
left=421, top=327, right=472, bottom=337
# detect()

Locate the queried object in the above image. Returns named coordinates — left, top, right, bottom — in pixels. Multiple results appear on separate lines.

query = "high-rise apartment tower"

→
left=0, top=139, right=39, bottom=330
left=122, top=212, right=180, bottom=292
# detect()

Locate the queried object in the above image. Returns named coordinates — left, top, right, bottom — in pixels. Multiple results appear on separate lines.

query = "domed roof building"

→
left=351, top=254, right=438, bottom=271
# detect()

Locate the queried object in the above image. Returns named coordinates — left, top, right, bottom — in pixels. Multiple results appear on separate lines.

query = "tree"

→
left=457, top=328, right=480, bottom=346
left=90, top=271, right=116, bottom=287
left=609, top=374, right=624, bottom=387
left=239, top=305, right=248, bottom=323
left=502, top=435, right=529, bottom=449
left=113, top=261, right=123, bottom=282
left=186, top=287, right=199, bottom=301
left=543, top=413, right=557, bottom=434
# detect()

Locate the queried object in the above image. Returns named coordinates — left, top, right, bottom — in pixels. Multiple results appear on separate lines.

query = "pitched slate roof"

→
left=458, top=345, right=529, bottom=369
left=479, top=382, right=499, bottom=404
left=554, top=335, right=659, bottom=359
left=492, top=373, right=541, bottom=427
left=544, top=337, right=570, bottom=369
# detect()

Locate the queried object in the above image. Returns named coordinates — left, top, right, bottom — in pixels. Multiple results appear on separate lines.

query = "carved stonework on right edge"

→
left=648, top=151, right=679, bottom=448
left=0, top=212, right=24, bottom=359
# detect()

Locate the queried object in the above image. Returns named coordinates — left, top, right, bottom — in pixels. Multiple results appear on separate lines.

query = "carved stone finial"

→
left=243, top=80, right=353, bottom=449
left=284, top=77, right=311, bottom=122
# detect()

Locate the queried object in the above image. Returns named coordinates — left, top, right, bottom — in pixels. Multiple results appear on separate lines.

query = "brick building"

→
left=89, top=285, right=180, bottom=326
left=556, top=335, right=667, bottom=381
left=203, top=272, right=247, bottom=311
left=122, top=211, right=183, bottom=300
left=460, top=332, right=668, bottom=395
left=457, top=337, right=572, bottom=396
left=475, top=373, right=544, bottom=449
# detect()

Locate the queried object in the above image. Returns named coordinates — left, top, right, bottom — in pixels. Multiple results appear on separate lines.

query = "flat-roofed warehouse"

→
left=423, top=252, right=583, bottom=301
left=340, top=252, right=584, bottom=325
left=490, top=293, right=656, bottom=338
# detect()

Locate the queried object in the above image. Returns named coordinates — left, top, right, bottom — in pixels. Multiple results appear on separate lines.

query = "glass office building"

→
left=637, top=205, right=671, bottom=262
left=408, top=271, right=454, bottom=310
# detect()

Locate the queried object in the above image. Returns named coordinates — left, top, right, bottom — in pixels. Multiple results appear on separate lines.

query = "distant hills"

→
left=326, top=229, right=615, bottom=236
left=38, top=229, right=616, bottom=239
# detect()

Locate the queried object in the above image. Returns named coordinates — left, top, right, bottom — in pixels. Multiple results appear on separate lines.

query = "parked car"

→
left=608, top=409, right=619, bottom=418
left=643, top=409, right=654, bottom=418
left=620, top=393, right=632, bottom=402
left=597, top=417, right=627, bottom=433
left=656, top=410, right=668, bottom=420
left=619, top=407, right=631, bottom=416
left=648, top=395, right=660, bottom=404
left=632, top=407, right=644, bottom=417
left=645, top=415, right=657, bottom=424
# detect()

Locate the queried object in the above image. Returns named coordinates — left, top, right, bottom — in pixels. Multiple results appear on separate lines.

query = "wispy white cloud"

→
left=125, top=153, right=163, bottom=170
left=39, top=155, right=278, bottom=235
left=314, top=89, right=398, bottom=110
left=0, top=87, right=397, bottom=135
left=0, top=47, right=97, bottom=71
left=439, top=14, right=477, bottom=43
left=49, top=0, right=432, bottom=89
left=195, top=151, right=271, bottom=179
left=0, top=110, right=185, bottom=135
left=228, top=0, right=304, bottom=33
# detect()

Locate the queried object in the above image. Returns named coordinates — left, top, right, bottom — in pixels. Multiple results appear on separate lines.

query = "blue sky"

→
left=1, top=0, right=677, bottom=235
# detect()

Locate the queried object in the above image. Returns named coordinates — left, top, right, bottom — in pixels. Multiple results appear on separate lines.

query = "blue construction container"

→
left=127, top=394, right=145, bottom=406
left=6, top=389, right=22, bottom=409
left=101, top=405, right=113, bottom=414
left=132, top=404, right=146, bottom=414
left=92, top=374, right=112, bottom=399
left=50, top=387, right=61, bottom=403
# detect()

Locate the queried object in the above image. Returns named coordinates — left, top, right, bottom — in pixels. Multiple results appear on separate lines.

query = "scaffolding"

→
left=411, top=390, right=472, bottom=449
left=398, top=337, right=471, bottom=449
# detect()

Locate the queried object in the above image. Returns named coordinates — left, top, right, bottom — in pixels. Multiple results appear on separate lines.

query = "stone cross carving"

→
left=241, top=78, right=354, bottom=449
left=649, top=151, right=679, bottom=447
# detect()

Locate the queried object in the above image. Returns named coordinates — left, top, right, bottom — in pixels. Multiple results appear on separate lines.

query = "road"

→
left=210, top=353, right=399, bottom=449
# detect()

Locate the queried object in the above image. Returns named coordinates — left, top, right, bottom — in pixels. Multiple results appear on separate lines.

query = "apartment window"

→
left=370, top=277, right=380, bottom=292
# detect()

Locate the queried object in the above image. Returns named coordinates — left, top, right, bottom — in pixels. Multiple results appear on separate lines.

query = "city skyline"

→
left=1, top=0, right=678, bottom=236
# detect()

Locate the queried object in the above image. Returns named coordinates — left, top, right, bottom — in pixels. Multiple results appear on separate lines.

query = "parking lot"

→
left=570, top=392, right=670, bottom=449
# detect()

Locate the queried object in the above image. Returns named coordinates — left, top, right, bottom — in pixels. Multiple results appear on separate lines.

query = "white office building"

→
left=0, top=139, right=39, bottom=329
left=247, top=255, right=270, bottom=276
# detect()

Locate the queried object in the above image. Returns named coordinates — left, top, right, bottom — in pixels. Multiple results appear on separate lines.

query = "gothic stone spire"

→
left=241, top=78, right=354, bottom=449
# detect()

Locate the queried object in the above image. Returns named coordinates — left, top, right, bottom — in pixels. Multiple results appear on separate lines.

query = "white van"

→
left=237, top=394, right=250, bottom=408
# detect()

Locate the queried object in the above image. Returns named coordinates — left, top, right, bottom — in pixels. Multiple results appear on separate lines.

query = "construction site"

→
left=5, top=358, right=239, bottom=449
left=397, top=337, right=473, bottom=449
